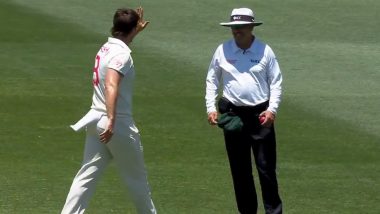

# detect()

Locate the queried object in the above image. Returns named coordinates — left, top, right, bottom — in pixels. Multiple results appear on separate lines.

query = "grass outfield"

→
left=1, top=0, right=379, bottom=213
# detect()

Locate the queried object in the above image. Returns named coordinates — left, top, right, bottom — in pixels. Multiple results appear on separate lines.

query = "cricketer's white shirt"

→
left=205, top=38, right=282, bottom=114
left=91, top=37, right=135, bottom=116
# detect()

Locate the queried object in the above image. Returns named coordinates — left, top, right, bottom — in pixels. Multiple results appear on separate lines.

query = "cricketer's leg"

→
left=107, top=117, right=156, bottom=214
left=61, top=123, right=112, bottom=214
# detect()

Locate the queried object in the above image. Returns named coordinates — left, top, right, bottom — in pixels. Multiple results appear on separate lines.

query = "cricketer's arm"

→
left=100, top=68, right=122, bottom=144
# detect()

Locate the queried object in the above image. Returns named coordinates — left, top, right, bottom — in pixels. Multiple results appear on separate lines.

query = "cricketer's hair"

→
left=111, top=8, right=139, bottom=37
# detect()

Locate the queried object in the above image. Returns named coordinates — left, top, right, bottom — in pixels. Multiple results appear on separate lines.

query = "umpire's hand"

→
left=259, top=110, right=276, bottom=127
left=208, top=112, right=218, bottom=125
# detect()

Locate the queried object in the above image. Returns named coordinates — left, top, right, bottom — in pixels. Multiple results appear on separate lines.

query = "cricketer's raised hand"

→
left=136, top=6, right=149, bottom=32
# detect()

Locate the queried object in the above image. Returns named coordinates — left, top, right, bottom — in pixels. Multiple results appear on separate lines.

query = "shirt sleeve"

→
left=205, top=46, right=223, bottom=114
left=266, top=48, right=283, bottom=114
left=108, top=53, right=133, bottom=76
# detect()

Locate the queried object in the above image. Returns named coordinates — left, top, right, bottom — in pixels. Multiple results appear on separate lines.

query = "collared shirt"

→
left=91, top=37, right=135, bottom=116
left=205, top=38, right=282, bottom=114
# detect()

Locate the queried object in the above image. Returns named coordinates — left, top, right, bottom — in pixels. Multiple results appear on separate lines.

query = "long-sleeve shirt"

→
left=205, top=38, right=283, bottom=114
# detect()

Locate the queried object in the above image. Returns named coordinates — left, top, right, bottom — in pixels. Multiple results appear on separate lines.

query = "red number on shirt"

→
left=92, top=55, right=100, bottom=86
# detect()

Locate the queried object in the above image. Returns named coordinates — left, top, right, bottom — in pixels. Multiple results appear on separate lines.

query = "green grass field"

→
left=1, top=0, right=379, bottom=213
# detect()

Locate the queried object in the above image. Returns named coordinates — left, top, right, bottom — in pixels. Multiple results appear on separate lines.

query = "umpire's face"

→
left=231, top=25, right=254, bottom=42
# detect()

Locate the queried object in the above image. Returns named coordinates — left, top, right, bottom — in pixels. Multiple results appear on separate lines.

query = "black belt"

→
left=218, top=97, right=268, bottom=115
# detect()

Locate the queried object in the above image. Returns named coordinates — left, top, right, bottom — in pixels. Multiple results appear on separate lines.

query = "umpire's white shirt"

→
left=91, top=37, right=135, bottom=116
left=205, top=38, right=282, bottom=114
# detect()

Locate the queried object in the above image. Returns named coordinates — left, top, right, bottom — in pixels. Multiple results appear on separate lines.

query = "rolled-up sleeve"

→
left=108, top=53, right=132, bottom=76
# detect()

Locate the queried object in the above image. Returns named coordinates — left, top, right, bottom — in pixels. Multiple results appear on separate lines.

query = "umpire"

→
left=205, top=8, right=283, bottom=214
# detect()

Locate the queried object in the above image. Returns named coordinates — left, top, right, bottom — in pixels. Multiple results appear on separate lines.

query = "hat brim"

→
left=220, top=21, right=263, bottom=27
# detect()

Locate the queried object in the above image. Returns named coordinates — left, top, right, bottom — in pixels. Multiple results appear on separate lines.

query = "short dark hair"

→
left=111, top=8, right=139, bottom=37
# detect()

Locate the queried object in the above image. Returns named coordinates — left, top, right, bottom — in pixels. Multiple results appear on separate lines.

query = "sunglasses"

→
left=230, top=25, right=251, bottom=30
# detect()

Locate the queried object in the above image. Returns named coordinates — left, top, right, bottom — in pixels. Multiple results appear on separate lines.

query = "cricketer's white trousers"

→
left=61, top=111, right=156, bottom=214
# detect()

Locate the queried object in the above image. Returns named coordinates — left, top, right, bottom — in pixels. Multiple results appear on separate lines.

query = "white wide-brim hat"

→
left=220, top=8, right=263, bottom=27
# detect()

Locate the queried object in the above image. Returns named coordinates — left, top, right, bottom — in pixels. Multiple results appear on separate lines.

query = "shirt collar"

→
left=108, top=37, right=132, bottom=53
left=232, top=37, right=257, bottom=54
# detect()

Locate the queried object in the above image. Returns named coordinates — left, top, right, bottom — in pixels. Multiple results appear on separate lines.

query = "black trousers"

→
left=219, top=98, right=282, bottom=214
